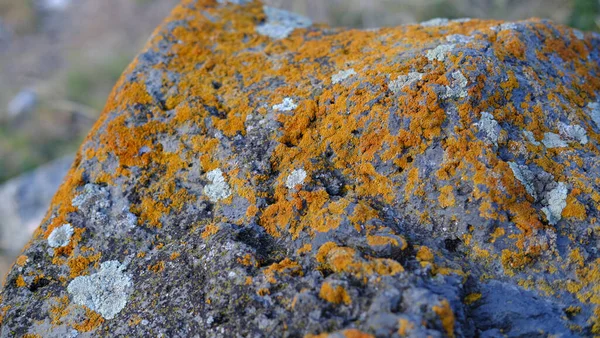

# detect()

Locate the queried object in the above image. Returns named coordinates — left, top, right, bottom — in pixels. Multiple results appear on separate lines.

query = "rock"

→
left=0, top=154, right=74, bottom=256
left=1, top=1, right=600, bottom=337
left=6, top=89, right=38, bottom=120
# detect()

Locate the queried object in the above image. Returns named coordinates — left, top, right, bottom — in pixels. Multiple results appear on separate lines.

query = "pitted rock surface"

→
left=2, top=1, right=600, bottom=337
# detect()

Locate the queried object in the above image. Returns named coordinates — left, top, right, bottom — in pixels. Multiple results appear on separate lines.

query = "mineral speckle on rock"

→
left=2, top=0, right=600, bottom=337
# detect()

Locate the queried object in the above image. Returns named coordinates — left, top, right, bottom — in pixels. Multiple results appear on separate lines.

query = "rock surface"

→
left=2, top=1, right=600, bottom=337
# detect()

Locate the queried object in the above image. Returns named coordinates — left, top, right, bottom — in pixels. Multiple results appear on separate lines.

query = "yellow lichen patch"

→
left=148, top=261, right=166, bottom=273
left=72, top=308, right=105, bottom=332
left=170, top=252, right=181, bottom=260
left=397, top=318, right=415, bottom=336
left=464, top=293, right=482, bottom=305
left=317, top=242, right=404, bottom=278
left=264, top=258, right=303, bottom=283
left=563, top=195, right=587, bottom=220
left=366, top=234, right=407, bottom=250
left=438, top=185, right=456, bottom=208
left=49, top=295, right=70, bottom=326
left=15, top=255, right=28, bottom=266
left=201, top=223, right=220, bottom=239
left=67, top=252, right=102, bottom=278
left=15, top=275, right=26, bottom=288
left=257, top=288, right=270, bottom=296
left=342, top=329, right=375, bottom=338
left=432, top=300, right=456, bottom=338
left=296, top=243, right=312, bottom=255
left=319, top=282, right=352, bottom=305
left=416, top=246, right=434, bottom=262
left=489, top=227, right=505, bottom=243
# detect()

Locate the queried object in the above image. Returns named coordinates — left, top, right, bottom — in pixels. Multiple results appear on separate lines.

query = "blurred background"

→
left=0, top=0, right=597, bottom=283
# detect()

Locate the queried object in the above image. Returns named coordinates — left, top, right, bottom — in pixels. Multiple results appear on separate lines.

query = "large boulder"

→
left=2, top=1, right=600, bottom=336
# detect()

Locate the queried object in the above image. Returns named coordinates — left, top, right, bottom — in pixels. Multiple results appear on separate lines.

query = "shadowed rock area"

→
left=2, top=0, right=600, bottom=336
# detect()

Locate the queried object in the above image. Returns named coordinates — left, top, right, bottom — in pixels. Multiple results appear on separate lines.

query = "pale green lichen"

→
left=255, top=6, right=311, bottom=40
left=47, top=223, right=74, bottom=248
left=204, top=168, right=232, bottom=202
left=389, top=72, right=423, bottom=94
left=426, top=44, right=455, bottom=62
left=476, top=112, right=500, bottom=146
left=285, top=169, right=307, bottom=190
left=331, top=69, right=357, bottom=84
left=273, top=97, right=297, bottom=112
left=67, top=260, right=133, bottom=320
left=542, top=132, right=568, bottom=148
left=542, top=182, right=568, bottom=225
left=508, top=162, right=537, bottom=199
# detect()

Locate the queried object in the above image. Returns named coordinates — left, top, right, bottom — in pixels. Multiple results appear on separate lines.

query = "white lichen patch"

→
left=204, top=168, right=232, bottom=202
left=255, top=6, right=312, bottom=40
left=426, top=44, right=455, bottom=62
left=442, top=70, right=468, bottom=99
left=542, top=182, right=568, bottom=225
left=542, top=132, right=568, bottom=148
left=558, top=122, right=588, bottom=145
left=47, top=223, right=74, bottom=248
left=476, top=112, right=500, bottom=146
left=522, top=130, right=541, bottom=146
left=331, top=69, right=357, bottom=84
left=446, top=34, right=473, bottom=44
left=508, top=162, right=537, bottom=199
left=420, top=18, right=449, bottom=27
left=217, top=0, right=251, bottom=4
left=67, top=260, right=133, bottom=320
left=492, top=22, right=519, bottom=32
left=573, top=29, right=585, bottom=40
left=285, top=169, right=307, bottom=190
left=588, top=102, right=600, bottom=129
left=272, top=97, right=297, bottom=112
left=389, top=72, right=423, bottom=94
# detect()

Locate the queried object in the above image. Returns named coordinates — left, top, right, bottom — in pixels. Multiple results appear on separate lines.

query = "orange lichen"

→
left=432, top=300, right=456, bottom=338
left=72, top=308, right=105, bottom=332
left=416, top=246, right=434, bottom=262
left=319, top=282, right=352, bottom=305
left=438, top=186, right=456, bottom=208
left=15, top=255, right=28, bottom=267
left=201, top=223, right=220, bottom=239
left=397, top=318, right=415, bottom=336
left=148, top=261, right=166, bottom=273
left=264, top=258, right=303, bottom=283
left=67, top=252, right=102, bottom=278
left=464, top=293, right=482, bottom=305
left=170, top=252, right=181, bottom=260
left=15, top=275, right=26, bottom=288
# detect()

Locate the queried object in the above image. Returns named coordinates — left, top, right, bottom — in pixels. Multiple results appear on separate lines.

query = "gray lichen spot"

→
left=542, top=182, right=568, bottom=225
left=442, top=70, right=468, bottom=99
left=389, top=72, right=423, bottom=94
left=446, top=34, right=473, bottom=44
left=67, top=260, right=133, bottom=320
left=573, top=29, right=585, bottom=40
left=285, top=169, right=307, bottom=190
left=558, top=122, right=588, bottom=145
left=522, top=130, right=541, bottom=146
left=47, top=223, right=74, bottom=248
left=588, top=102, right=600, bottom=130
left=216, top=0, right=251, bottom=4
left=204, top=168, right=232, bottom=202
left=72, top=183, right=111, bottom=226
left=420, top=18, right=449, bottom=27
left=331, top=69, right=357, bottom=84
left=426, top=44, right=456, bottom=62
left=272, top=97, right=297, bottom=112
left=542, top=132, right=568, bottom=148
left=255, top=6, right=312, bottom=40
left=492, top=22, right=519, bottom=32
left=508, top=162, right=537, bottom=199
left=476, top=112, right=500, bottom=146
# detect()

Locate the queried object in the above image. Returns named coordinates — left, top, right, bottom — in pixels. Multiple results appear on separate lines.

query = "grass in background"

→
left=0, top=0, right=37, bottom=35
left=570, top=0, right=600, bottom=31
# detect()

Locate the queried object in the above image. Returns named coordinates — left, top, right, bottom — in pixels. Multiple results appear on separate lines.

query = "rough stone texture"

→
left=2, top=1, right=600, bottom=337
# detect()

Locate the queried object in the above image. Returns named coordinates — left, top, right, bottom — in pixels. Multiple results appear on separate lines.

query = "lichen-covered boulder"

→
left=2, top=1, right=600, bottom=337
